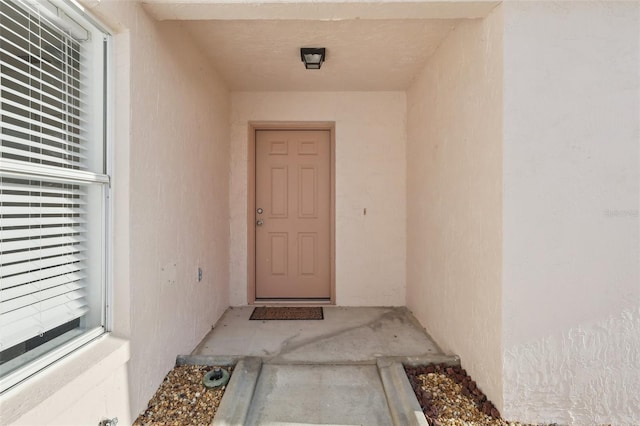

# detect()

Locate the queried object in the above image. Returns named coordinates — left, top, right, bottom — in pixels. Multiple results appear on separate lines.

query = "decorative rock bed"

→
left=133, top=365, right=232, bottom=426
left=405, top=363, right=548, bottom=426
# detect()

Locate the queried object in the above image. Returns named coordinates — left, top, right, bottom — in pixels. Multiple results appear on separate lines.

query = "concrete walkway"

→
left=180, top=307, right=458, bottom=425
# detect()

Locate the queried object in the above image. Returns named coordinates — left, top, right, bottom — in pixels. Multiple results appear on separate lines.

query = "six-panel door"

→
left=255, top=130, right=331, bottom=299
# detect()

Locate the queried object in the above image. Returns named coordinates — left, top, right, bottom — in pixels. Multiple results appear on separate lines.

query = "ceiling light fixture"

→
left=300, top=47, right=326, bottom=70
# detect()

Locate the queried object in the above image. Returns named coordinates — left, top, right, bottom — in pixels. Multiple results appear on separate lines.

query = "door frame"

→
left=247, top=121, right=336, bottom=305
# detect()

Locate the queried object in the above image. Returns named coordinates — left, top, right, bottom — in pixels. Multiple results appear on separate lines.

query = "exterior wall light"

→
left=300, top=48, right=326, bottom=69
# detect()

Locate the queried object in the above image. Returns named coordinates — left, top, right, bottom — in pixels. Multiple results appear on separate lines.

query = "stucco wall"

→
left=405, top=7, right=504, bottom=410
left=126, top=11, right=231, bottom=417
left=113, top=5, right=231, bottom=417
left=230, top=92, right=407, bottom=306
left=47, top=363, right=130, bottom=426
left=4, top=2, right=232, bottom=424
left=502, top=2, right=640, bottom=424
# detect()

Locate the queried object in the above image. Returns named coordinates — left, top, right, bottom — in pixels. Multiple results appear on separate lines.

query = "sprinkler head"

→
left=212, top=367, right=223, bottom=380
left=203, top=366, right=230, bottom=389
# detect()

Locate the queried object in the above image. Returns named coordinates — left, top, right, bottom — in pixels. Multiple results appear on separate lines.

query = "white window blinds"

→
left=0, top=0, right=109, bottom=388
left=0, top=177, right=90, bottom=351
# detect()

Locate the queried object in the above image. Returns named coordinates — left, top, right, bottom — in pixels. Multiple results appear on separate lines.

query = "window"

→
left=0, top=0, right=110, bottom=391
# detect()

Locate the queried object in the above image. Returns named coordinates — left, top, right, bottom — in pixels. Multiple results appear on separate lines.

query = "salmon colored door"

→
left=255, top=130, right=331, bottom=299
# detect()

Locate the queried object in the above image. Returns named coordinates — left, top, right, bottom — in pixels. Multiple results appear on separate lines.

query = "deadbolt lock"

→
left=257, top=208, right=263, bottom=214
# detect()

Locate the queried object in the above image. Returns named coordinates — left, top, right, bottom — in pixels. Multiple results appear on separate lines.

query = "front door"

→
left=255, top=129, right=331, bottom=299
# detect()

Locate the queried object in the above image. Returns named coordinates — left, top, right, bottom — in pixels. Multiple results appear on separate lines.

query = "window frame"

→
left=0, top=0, right=113, bottom=393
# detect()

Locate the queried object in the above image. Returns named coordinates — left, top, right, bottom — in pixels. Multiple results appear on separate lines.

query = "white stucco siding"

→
left=406, top=6, right=504, bottom=411
left=124, top=10, right=231, bottom=417
left=230, top=92, right=407, bottom=307
left=502, top=2, right=640, bottom=424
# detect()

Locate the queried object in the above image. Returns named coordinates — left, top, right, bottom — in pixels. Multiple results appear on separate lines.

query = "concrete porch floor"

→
left=192, top=306, right=444, bottom=362
left=185, top=306, right=456, bottom=425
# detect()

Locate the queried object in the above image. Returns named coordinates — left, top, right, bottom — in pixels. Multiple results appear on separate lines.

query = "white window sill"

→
left=0, top=334, right=130, bottom=426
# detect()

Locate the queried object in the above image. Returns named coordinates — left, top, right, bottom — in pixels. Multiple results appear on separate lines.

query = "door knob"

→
left=256, top=219, right=264, bottom=226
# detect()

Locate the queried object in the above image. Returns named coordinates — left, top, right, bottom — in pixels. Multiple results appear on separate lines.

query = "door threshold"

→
left=253, top=299, right=333, bottom=306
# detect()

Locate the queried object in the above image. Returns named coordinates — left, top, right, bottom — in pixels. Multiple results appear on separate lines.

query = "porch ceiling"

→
left=142, top=1, right=499, bottom=91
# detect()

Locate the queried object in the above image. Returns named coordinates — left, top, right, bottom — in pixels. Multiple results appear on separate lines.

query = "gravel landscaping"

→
left=133, top=364, right=232, bottom=426
left=405, top=363, right=548, bottom=426
left=135, top=361, right=558, bottom=425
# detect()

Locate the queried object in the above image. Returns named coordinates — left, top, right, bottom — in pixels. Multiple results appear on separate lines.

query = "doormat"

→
left=249, top=307, right=324, bottom=321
